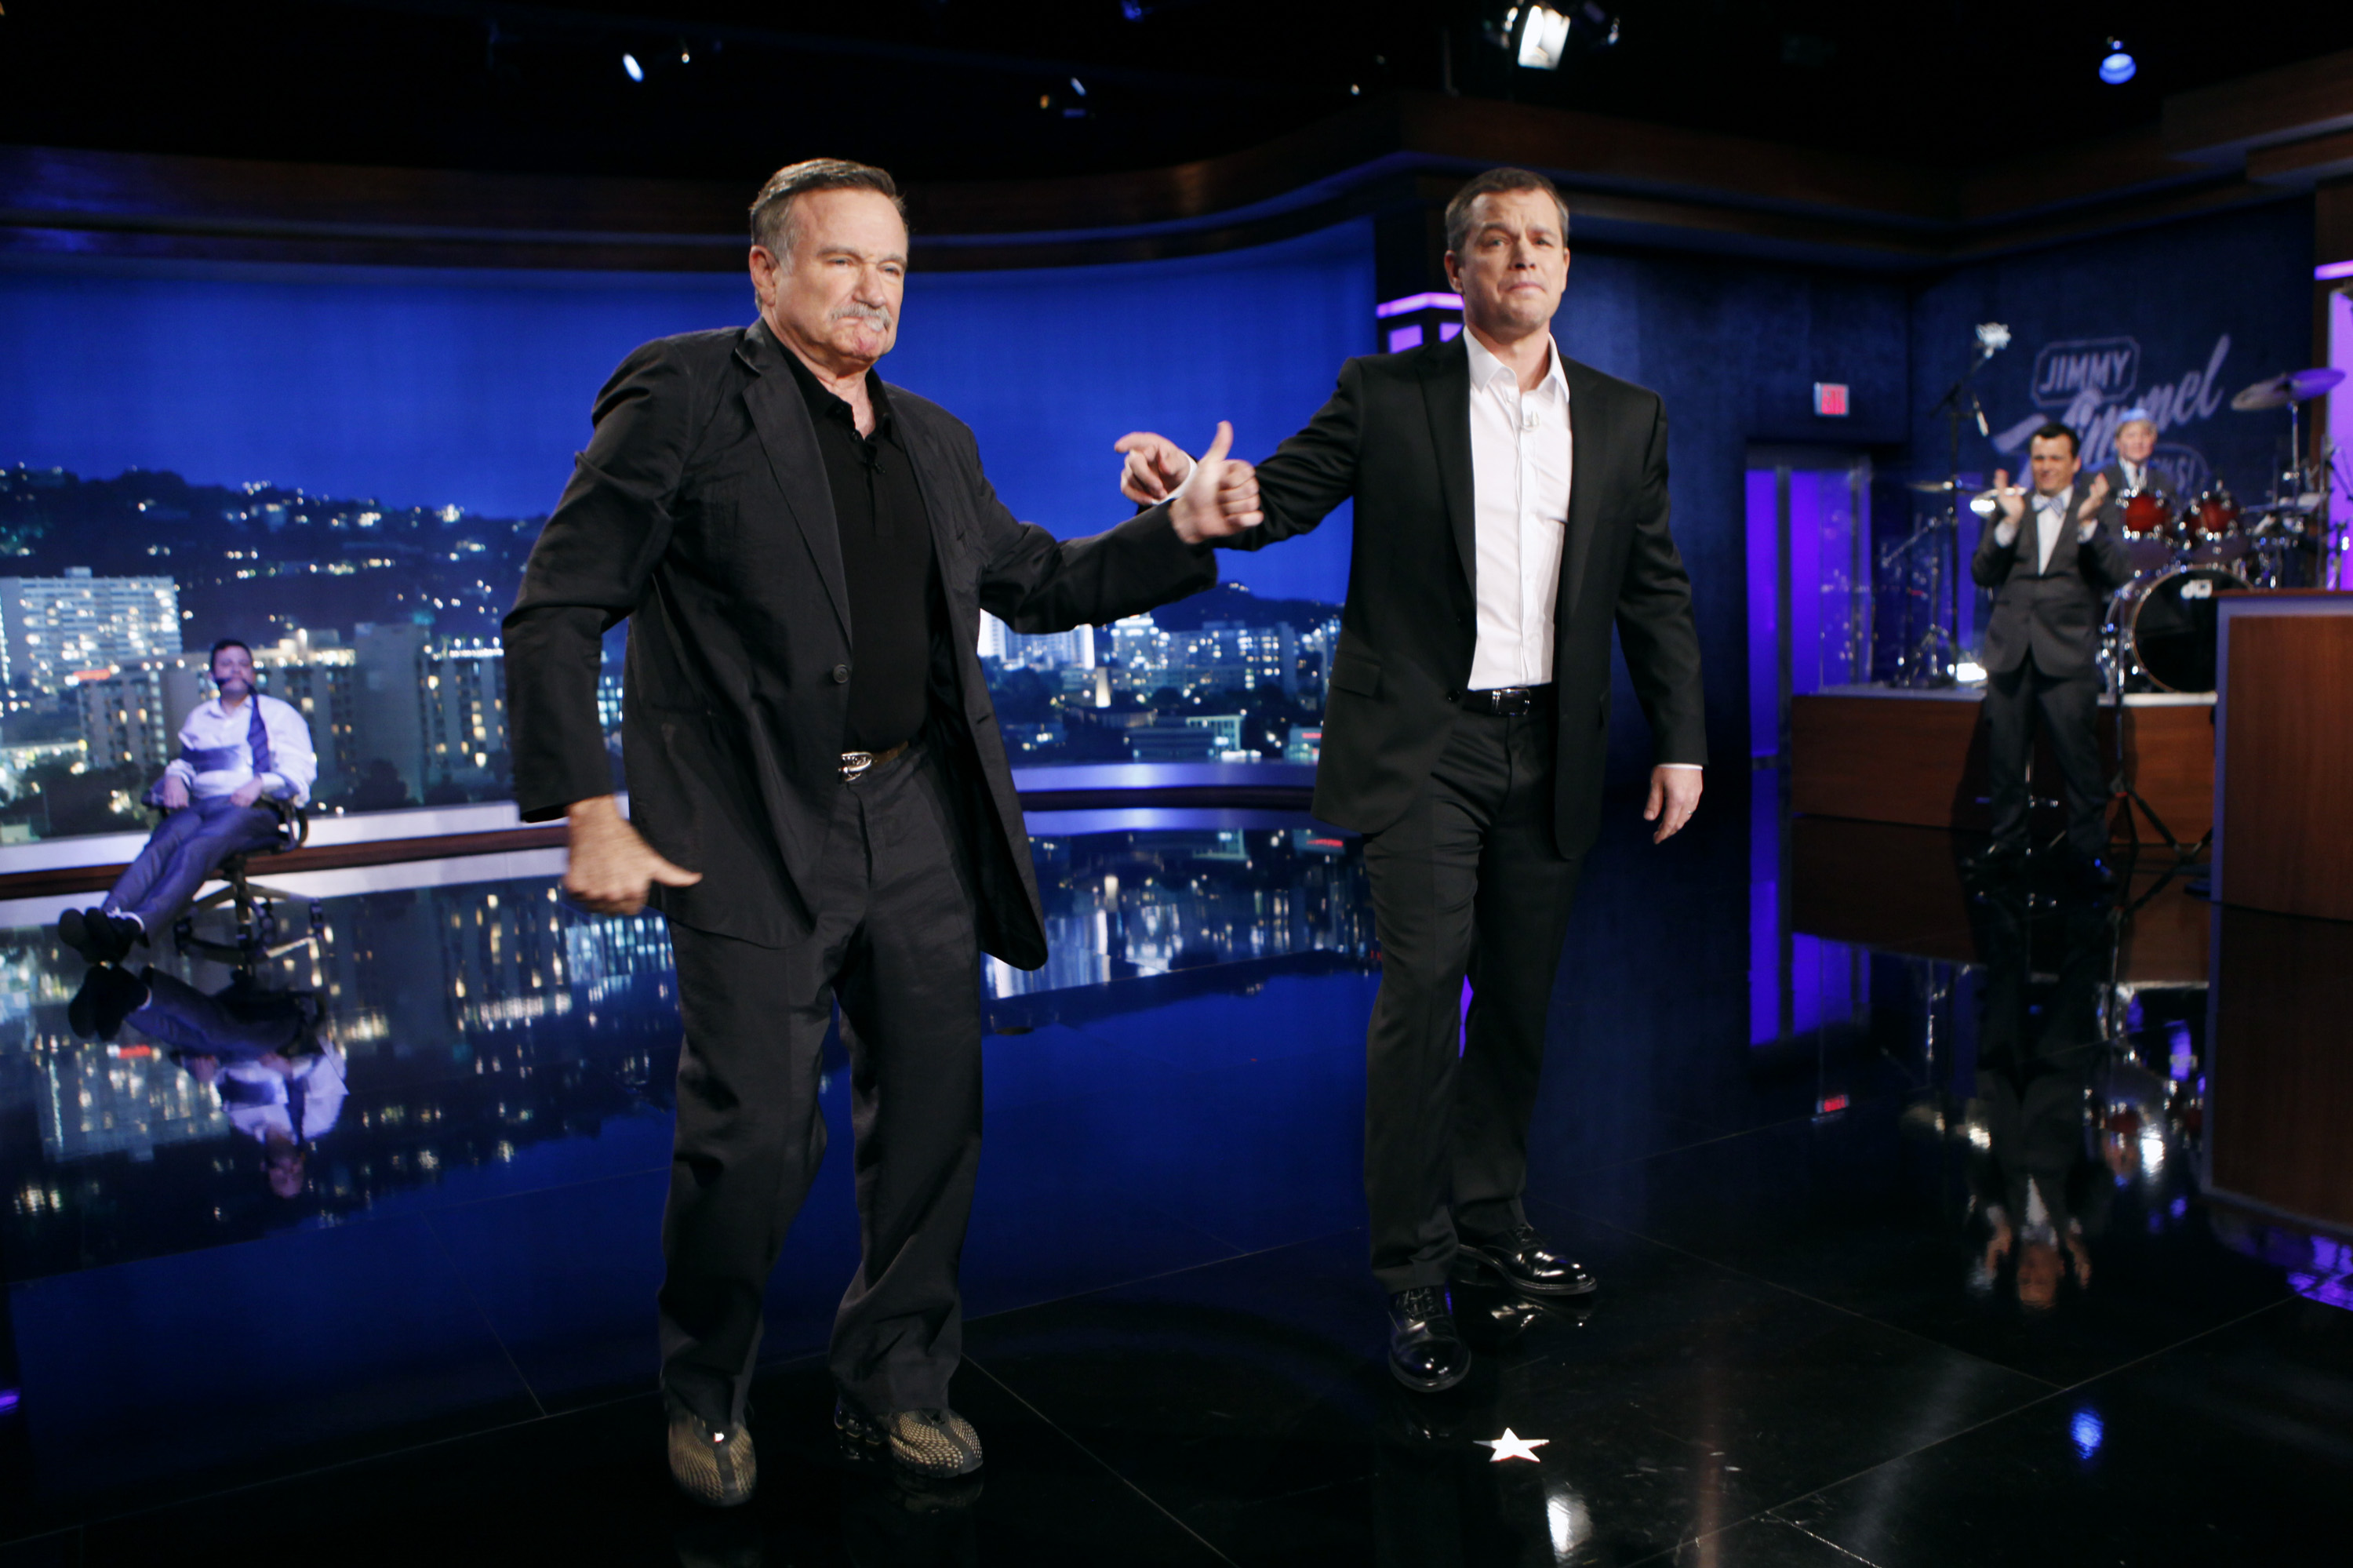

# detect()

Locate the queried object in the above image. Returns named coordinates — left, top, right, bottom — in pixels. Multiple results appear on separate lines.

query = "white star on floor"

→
left=1475, top=1428, right=1549, bottom=1464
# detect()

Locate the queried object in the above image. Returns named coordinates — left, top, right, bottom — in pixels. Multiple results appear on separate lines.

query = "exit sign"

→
left=1813, top=382, right=1850, bottom=417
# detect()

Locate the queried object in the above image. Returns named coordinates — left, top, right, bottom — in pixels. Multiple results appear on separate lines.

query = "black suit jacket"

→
left=504, top=321, right=1217, bottom=966
left=1230, top=335, right=1706, bottom=857
left=1969, top=481, right=2133, bottom=678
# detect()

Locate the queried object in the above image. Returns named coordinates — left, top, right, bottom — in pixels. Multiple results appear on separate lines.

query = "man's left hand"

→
left=229, top=780, right=266, bottom=808
left=1115, top=431, right=1192, bottom=504
left=1644, top=766, right=1702, bottom=844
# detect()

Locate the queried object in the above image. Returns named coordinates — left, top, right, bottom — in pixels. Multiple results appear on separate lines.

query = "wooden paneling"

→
left=1791, top=817, right=1977, bottom=959
left=1791, top=691, right=2216, bottom=846
left=2218, top=610, right=2353, bottom=922
left=2249, top=127, right=2353, bottom=190
left=3, top=62, right=2340, bottom=276
left=2165, top=48, right=2353, bottom=161
left=0, top=824, right=568, bottom=900
left=1790, top=814, right=2210, bottom=982
left=2209, top=906, right=2353, bottom=1229
left=1791, top=695, right=1989, bottom=831
left=2112, top=703, right=2216, bottom=851
left=2321, top=176, right=2353, bottom=265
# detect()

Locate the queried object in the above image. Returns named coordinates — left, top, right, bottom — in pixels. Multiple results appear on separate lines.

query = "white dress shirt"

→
left=162, top=693, right=318, bottom=806
left=1464, top=331, right=1572, bottom=690
left=2119, top=459, right=2146, bottom=492
left=222, top=1047, right=347, bottom=1144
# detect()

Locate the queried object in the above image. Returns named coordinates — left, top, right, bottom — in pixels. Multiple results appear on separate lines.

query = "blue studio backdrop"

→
left=0, top=220, right=1374, bottom=606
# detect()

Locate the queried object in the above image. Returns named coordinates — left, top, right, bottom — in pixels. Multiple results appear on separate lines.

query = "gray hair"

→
left=1443, top=167, right=1573, bottom=257
left=748, top=158, right=906, bottom=258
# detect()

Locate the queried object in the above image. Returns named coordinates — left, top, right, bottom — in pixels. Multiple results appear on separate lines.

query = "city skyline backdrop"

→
left=0, top=456, right=1347, bottom=838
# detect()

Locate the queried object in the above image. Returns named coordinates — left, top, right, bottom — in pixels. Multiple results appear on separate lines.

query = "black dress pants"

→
left=1984, top=653, right=2110, bottom=859
left=657, top=740, right=984, bottom=1427
left=1361, top=699, right=1584, bottom=1294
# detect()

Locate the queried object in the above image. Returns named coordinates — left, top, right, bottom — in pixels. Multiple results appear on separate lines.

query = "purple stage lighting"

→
left=1376, top=292, right=1464, bottom=318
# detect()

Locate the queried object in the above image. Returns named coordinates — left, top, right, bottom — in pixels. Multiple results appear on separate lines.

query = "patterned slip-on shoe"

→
left=835, top=1398, right=984, bottom=1479
left=667, top=1402, right=757, bottom=1508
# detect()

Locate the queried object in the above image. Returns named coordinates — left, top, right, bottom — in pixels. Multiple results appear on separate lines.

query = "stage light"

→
left=1515, top=5, right=1573, bottom=70
left=1956, top=660, right=1987, bottom=682
left=2099, top=41, right=2135, bottom=85
left=621, top=52, right=644, bottom=82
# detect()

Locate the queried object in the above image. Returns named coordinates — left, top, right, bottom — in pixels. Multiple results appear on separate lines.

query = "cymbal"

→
left=1906, top=478, right=1964, bottom=493
left=2230, top=367, right=2346, bottom=410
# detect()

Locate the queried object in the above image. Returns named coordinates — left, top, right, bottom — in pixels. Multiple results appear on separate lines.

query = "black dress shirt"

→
left=782, top=351, right=947, bottom=753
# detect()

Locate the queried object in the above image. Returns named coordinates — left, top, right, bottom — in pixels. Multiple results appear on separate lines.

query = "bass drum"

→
left=2119, top=566, right=2247, bottom=693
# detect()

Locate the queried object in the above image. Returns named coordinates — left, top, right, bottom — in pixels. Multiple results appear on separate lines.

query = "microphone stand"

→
left=1915, top=345, right=1998, bottom=686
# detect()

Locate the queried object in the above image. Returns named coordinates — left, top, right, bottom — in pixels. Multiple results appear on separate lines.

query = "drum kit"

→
left=1904, top=364, right=2344, bottom=696
left=2100, top=365, right=2342, bottom=694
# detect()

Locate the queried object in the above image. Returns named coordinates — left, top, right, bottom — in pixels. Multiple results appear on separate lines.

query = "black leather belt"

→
left=1449, top=686, right=1552, bottom=716
left=840, top=740, right=910, bottom=783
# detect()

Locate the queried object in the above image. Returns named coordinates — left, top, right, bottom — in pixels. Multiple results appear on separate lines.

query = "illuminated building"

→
left=0, top=569, right=181, bottom=699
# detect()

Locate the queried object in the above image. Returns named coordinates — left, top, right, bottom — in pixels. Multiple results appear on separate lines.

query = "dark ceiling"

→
left=2, top=0, right=2346, bottom=191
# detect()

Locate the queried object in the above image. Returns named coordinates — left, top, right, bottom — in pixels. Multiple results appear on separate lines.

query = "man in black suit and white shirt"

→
left=1969, top=422, right=2129, bottom=881
left=503, top=158, right=1261, bottom=1506
left=1118, top=168, right=1706, bottom=1392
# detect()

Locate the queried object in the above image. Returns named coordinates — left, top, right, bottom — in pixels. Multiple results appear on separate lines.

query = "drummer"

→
left=2096, top=408, right=2173, bottom=526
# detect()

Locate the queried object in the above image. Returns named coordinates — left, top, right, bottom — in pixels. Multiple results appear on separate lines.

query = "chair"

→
left=173, top=799, right=325, bottom=963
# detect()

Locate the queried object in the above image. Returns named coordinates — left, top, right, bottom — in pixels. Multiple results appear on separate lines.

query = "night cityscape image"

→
left=0, top=462, right=1343, bottom=840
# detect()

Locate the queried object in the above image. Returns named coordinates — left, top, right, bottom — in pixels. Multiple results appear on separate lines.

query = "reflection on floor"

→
left=1, top=789, right=2348, bottom=1565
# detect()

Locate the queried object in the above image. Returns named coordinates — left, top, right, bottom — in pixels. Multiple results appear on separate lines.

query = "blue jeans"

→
left=104, top=796, right=282, bottom=928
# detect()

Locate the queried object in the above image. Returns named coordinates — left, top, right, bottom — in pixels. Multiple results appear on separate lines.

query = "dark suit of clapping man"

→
left=1969, top=421, right=2130, bottom=882
left=1119, top=169, right=1706, bottom=1393
left=501, top=159, right=1264, bottom=1506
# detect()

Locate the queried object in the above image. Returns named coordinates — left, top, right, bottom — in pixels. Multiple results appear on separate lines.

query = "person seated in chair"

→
left=58, top=638, right=316, bottom=964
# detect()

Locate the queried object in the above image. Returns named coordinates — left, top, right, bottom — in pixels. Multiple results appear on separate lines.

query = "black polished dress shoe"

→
left=1453, top=1224, right=1598, bottom=1297
left=1387, top=1286, right=1471, bottom=1392
left=59, top=907, right=135, bottom=965
left=67, top=964, right=151, bottom=1042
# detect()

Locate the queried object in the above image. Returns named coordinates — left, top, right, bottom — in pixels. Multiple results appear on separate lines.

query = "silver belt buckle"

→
left=840, top=750, right=874, bottom=783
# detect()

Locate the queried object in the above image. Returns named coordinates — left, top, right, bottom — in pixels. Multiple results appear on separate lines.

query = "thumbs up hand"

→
left=1167, top=421, right=1262, bottom=544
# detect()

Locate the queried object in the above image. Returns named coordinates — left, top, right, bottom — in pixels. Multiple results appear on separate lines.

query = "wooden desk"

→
left=2214, top=596, right=2353, bottom=922
left=1790, top=687, right=2214, bottom=846
left=2207, top=905, right=2353, bottom=1230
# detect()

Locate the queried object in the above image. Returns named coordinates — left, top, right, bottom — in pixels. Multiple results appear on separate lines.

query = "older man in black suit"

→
left=1118, top=167, right=1707, bottom=1393
left=2093, top=406, right=2173, bottom=529
left=1969, top=422, right=2129, bottom=882
left=503, top=158, right=1260, bottom=1506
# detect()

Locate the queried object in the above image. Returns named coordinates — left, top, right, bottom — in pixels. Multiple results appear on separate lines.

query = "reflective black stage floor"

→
left=3, top=788, right=2348, bottom=1566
